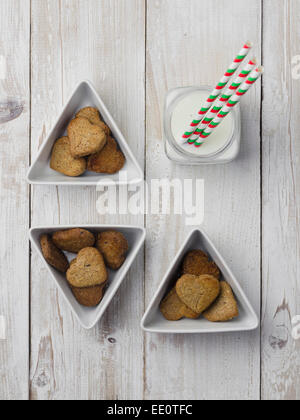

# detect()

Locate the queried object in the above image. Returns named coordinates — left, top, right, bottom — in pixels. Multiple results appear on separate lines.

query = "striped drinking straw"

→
left=199, top=66, right=264, bottom=141
left=190, top=58, right=257, bottom=147
left=180, top=41, right=253, bottom=144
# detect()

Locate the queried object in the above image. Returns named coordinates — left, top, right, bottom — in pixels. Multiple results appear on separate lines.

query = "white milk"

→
left=171, top=90, right=234, bottom=156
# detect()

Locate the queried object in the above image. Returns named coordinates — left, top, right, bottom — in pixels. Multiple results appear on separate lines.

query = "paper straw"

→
left=197, top=66, right=264, bottom=143
left=189, top=58, right=257, bottom=146
left=181, top=41, right=253, bottom=143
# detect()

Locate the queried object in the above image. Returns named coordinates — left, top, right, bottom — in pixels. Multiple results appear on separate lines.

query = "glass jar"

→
left=164, top=86, right=241, bottom=165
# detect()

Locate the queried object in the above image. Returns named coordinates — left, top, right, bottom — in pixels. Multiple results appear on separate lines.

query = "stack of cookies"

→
left=50, top=107, right=126, bottom=177
left=160, top=250, right=239, bottom=323
left=40, top=228, right=129, bottom=307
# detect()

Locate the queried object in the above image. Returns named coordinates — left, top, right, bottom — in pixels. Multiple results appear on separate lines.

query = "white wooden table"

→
left=1, top=0, right=299, bottom=401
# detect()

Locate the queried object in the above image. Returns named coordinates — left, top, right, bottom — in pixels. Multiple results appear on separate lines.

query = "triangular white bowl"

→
left=141, top=229, right=259, bottom=334
left=30, top=225, right=146, bottom=329
left=27, top=80, right=143, bottom=186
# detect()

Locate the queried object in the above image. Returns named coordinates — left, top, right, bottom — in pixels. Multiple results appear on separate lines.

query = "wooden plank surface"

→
left=30, top=0, right=145, bottom=400
left=0, top=0, right=30, bottom=400
left=261, top=0, right=300, bottom=401
left=145, top=0, right=262, bottom=400
left=1, top=0, right=300, bottom=401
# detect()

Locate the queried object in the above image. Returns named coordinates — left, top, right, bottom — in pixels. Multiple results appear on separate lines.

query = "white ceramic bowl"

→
left=141, top=229, right=259, bottom=334
left=27, top=80, right=143, bottom=186
left=30, top=225, right=146, bottom=329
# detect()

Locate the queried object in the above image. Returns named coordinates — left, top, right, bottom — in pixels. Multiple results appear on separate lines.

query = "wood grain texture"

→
left=145, top=0, right=262, bottom=400
left=30, top=0, right=145, bottom=400
left=1, top=0, right=300, bottom=401
left=0, top=0, right=30, bottom=400
left=261, top=0, right=300, bottom=401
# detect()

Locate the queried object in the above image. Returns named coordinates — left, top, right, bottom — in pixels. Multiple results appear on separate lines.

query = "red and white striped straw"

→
left=190, top=58, right=257, bottom=146
left=199, top=66, right=264, bottom=141
left=180, top=41, right=253, bottom=144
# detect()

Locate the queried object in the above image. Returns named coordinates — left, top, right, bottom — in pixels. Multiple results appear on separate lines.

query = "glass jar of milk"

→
left=164, top=86, right=241, bottom=164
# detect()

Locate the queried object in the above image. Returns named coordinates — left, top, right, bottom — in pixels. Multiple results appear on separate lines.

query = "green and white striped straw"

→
left=199, top=66, right=264, bottom=141
left=191, top=58, right=257, bottom=147
left=181, top=41, right=253, bottom=144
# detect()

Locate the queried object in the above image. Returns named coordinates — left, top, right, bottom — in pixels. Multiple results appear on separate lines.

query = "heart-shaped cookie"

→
left=160, top=287, right=199, bottom=321
left=50, top=137, right=87, bottom=177
left=68, top=117, right=107, bottom=158
left=52, top=228, right=95, bottom=253
left=96, top=230, right=128, bottom=270
left=203, top=281, right=239, bottom=322
left=87, top=136, right=125, bottom=174
left=183, top=250, right=220, bottom=279
left=66, top=247, right=108, bottom=288
left=160, top=288, right=185, bottom=321
left=71, top=283, right=107, bottom=307
left=40, top=234, right=69, bottom=273
left=176, top=274, right=220, bottom=314
left=76, top=107, right=111, bottom=136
